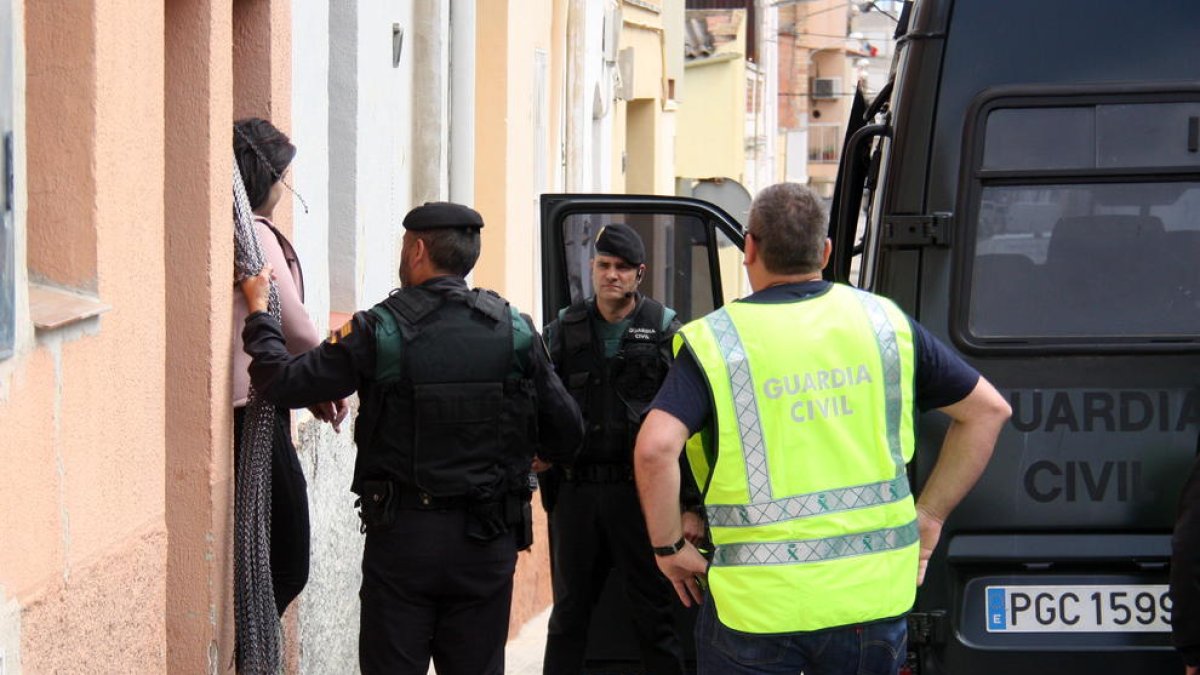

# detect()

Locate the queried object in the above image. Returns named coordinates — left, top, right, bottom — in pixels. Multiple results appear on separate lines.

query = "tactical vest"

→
left=678, top=284, right=919, bottom=634
left=352, top=285, right=538, bottom=501
left=556, top=296, right=671, bottom=465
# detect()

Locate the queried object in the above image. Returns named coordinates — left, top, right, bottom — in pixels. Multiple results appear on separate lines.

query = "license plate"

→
left=985, top=584, right=1171, bottom=633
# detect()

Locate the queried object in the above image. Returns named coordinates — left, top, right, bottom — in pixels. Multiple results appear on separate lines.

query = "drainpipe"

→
left=413, top=0, right=450, bottom=203
left=450, top=0, right=475, bottom=206
left=565, top=0, right=588, bottom=191
left=758, top=0, right=778, bottom=187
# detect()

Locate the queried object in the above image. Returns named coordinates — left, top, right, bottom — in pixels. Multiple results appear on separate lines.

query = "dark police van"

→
left=541, top=1, right=1200, bottom=672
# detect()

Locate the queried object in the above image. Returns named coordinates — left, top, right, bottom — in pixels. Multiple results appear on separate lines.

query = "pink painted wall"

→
left=2, top=1, right=169, bottom=672
left=2, top=0, right=295, bottom=671
left=233, top=0, right=292, bottom=237
left=23, top=1, right=97, bottom=291
left=163, top=0, right=236, bottom=671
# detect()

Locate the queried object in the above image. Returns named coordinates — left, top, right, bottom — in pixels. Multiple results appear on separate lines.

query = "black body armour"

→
left=352, top=285, right=538, bottom=503
left=557, top=296, right=669, bottom=466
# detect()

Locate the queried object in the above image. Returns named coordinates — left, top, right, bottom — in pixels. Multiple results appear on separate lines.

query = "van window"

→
left=969, top=181, right=1200, bottom=339
left=982, top=107, right=1094, bottom=171
left=560, top=212, right=717, bottom=322
left=982, top=102, right=1200, bottom=172
left=963, top=96, right=1200, bottom=347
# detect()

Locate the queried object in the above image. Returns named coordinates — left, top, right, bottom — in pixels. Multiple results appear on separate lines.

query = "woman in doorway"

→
left=232, top=117, right=346, bottom=615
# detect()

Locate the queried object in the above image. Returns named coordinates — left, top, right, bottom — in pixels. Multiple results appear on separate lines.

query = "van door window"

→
left=559, top=212, right=733, bottom=323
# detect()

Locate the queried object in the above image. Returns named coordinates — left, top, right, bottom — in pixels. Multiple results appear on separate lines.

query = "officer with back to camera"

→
left=635, top=183, right=1010, bottom=675
left=539, top=223, right=700, bottom=675
left=238, top=202, right=583, bottom=675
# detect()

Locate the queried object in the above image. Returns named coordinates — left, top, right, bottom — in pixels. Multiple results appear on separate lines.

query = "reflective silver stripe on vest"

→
left=712, top=520, right=919, bottom=566
left=707, top=475, right=911, bottom=528
left=706, top=307, right=773, bottom=502
left=850, top=290, right=904, bottom=473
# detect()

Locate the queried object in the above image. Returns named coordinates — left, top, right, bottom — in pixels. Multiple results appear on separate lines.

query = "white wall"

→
left=589, top=0, right=613, bottom=192
left=329, top=1, right=415, bottom=312
left=449, top=1, right=475, bottom=206
left=327, top=2, right=359, bottom=313
left=291, top=0, right=330, bottom=332
left=412, top=0, right=450, bottom=204
left=566, top=0, right=610, bottom=193
left=356, top=1, right=413, bottom=307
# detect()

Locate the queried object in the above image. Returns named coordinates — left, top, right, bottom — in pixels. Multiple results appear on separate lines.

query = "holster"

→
left=355, top=480, right=395, bottom=533
left=466, top=491, right=535, bottom=550
left=466, top=499, right=508, bottom=543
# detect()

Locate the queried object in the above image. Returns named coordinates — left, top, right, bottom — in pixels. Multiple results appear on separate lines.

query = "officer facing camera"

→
left=539, top=222, right=700, bottom=675
left=238, top=201, right=583, bottom=675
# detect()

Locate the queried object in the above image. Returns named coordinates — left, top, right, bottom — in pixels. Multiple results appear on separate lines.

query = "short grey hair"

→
left=747, top=183, right=828, bottom=275
left=414, top=228, right=481, bottom=277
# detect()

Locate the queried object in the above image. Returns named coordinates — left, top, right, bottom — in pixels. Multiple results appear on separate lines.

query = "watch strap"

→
left=652, top=535, right=687, bottom=557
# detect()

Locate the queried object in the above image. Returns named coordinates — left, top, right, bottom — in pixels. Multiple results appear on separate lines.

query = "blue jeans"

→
left=695, top=598, right=907, bottom=675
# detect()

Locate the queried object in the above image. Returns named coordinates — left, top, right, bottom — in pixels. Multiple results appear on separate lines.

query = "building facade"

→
left=0, top=1, right=697, bottom=672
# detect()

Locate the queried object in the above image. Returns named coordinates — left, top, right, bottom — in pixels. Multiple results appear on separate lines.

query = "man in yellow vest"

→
left=634, top=183, right=1011, bottom=674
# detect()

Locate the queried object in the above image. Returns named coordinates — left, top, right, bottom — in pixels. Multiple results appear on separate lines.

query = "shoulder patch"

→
left=329, top=318, right=354, bottom=344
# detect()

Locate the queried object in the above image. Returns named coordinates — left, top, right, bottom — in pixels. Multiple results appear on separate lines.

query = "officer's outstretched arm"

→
left=242, top=311, right=368, bottom=408
left=916, top=377, right=1011, bottom=584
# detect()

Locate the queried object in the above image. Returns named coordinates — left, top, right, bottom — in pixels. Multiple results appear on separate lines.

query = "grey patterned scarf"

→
left=232, top=163, right=283, bottom=674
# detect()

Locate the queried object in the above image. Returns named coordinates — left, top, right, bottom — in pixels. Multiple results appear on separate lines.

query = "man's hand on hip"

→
left=656, top=542, right=708, bottom=608
left=916, top=504, right=944, bottom=586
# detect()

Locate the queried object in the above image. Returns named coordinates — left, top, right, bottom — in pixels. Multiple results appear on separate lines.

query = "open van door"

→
left=539, top=193, right=744, bottom=670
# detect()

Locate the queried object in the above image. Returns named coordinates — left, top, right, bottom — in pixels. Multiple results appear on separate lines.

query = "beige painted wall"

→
left=473, top=0, right=569, bottom=636
left=677, top=56, right=745, bottom=181
left=615, top=1, right=678, bottom=197
left=473, top=0, right=507, bottom=297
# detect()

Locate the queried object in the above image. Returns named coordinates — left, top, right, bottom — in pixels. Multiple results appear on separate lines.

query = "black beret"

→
left=594, top=223, right=645, bottom=266
left=403, top=201, right=484, bottom=231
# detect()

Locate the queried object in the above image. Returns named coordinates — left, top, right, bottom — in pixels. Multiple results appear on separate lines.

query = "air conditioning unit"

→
left=812, top=77, right=841, bottom=100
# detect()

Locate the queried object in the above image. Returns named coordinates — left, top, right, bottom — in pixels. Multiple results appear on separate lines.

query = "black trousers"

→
left=544, top=480, right=685, bottom=675
left=359, top=509, right=518, bottom=675
left=233, top=406, right=311, bottom=616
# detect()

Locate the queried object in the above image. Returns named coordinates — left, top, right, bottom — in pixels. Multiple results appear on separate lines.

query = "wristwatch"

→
left=652, top=536, right=687, bottom=557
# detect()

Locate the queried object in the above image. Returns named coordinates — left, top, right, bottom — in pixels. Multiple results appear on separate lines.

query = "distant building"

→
left=777, top=0, right=860, bottom=199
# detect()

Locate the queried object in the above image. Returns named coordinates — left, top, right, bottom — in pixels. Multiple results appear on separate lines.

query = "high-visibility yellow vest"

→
left=677, top=283, right=918, bottom=634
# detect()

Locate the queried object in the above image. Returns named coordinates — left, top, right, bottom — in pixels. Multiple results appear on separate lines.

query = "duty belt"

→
left=360, top=480, right=473, bottom=513
left=396, top=487, right=473, bottom=510
left=564, top=463, right=634, bottom=484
